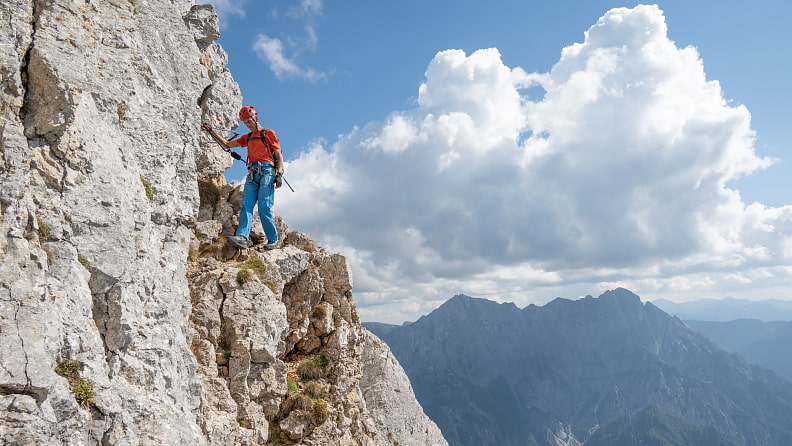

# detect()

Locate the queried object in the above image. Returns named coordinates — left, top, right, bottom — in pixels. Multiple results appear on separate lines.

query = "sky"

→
left=203, top=0, right=791, bottom=324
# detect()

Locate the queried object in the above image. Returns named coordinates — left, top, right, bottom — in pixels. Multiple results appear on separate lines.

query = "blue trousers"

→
left=236, top=165, right=277, bottom=242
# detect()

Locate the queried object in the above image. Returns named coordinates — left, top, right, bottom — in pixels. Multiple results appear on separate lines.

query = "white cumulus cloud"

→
left=251, top=0, right=328, bottom=82
left=253, top=34, right=327, bottom=82
left=277, top=4, right=791, bottom=323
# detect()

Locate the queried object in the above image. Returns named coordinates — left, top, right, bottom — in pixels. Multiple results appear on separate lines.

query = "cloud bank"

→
left=277, top=5, right=792, bottom=323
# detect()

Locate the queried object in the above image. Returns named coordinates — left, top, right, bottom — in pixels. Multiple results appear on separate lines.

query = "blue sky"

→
left=205, top=1, right=791, bottom=323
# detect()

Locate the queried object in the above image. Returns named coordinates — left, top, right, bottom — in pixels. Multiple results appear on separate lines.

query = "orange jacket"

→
left=235, top=129, right=280, bottom=164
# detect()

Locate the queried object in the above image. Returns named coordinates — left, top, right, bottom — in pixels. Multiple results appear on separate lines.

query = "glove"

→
left=275, top=172, right=283, bottom=188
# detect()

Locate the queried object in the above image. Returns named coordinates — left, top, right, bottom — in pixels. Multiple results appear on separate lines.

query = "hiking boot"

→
left=263, top=240, right=278, bottom=250
left=227, top=235, right=249, bottom=248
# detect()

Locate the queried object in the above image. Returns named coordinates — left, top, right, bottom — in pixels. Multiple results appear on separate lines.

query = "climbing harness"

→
left=246, top=161, right=275, bottom=186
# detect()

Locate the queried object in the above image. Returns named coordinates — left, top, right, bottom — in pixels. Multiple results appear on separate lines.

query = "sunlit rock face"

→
left=0, top=2, right=445, bottom=445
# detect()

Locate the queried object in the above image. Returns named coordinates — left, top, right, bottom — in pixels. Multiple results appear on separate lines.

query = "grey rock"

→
left=361, top=330, right=449, bottom=446
left=0, top=1, right=445, bottom=444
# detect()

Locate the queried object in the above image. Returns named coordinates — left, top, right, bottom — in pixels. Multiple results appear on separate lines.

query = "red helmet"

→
left=239, top=106, right=258, bottom=121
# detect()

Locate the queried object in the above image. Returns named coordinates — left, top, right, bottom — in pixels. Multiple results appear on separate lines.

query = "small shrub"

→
left=71, top=379, right=96, bottom=407
left=116, top=101, right=126, bottom=123
left=313, top=398, right=328, bottom=422
left=286, top=393, right=313, bottom=412
left=55, top=359, right=95, bottom=407
left=187, top=247, right=197, bottom=265
left=297, top=360, right=321, bottom=382
left=236, top=269, right=252, bottom=286
left=287, top=377, right=298, bottom=392
left=140, top=177, right=154, bottom=200
left=54, top=359, right=81, bottom=377
left=303, top=380, right=322, bottom=398
left=312, top=304, right=327, bottom=320
left=37, top=219, right=52, bottom=240
left=314, top=354, right=329, bottom=367
left=297, top=354, right=329, bottom=381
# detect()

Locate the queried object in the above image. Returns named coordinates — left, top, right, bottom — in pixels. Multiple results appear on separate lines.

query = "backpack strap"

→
left=244, top=129, right=277, bottom=169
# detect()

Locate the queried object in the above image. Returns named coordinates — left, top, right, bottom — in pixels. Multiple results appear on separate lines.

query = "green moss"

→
left=71, top=379, right=96, bottom=407
left=287, top=377, right=299, bottom=392
left=187, top=248, right=197, bottom=266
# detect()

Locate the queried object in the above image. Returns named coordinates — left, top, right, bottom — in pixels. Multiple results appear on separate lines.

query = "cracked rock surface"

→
left=0, top=1, right=446, bottom=445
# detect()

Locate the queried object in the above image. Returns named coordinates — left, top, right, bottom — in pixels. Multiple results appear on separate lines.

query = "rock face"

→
left=368, top=289, right=792, bottom=446
left=0, top=1, right=445, bottom=445
left=187, top=218, right=446, bottom=446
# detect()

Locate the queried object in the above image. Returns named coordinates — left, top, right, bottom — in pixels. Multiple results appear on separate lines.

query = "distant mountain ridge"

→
left=366, top=289, right=792, bottom=446
left=652, top=297, right=792, bottom=321
left=685, top=319, right=792, bottom=382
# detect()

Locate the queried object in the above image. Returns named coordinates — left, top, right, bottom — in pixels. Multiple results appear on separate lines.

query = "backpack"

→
left=243, top=129, right=279, bottom=168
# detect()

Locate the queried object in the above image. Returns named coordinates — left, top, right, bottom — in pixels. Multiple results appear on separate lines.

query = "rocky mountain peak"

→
left=369, top=290, right=792, bottom=446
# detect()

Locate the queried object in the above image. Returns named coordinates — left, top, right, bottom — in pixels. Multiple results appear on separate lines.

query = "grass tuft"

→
left=78, top=254, right=90, bottom=269
left=140, top=177, right=154, bottom=201
left=37, top=219, right=52, bottom=240
left=239, top=257, right=267, bottom=279
left=236, top=269, right=252, bottom=286
left=55, top=359, right=95, bottom=407
left=313, top=398, right=328, bottom=422
left=297, top=354, right=329, bottom=381
left=303, top=380, right=322, bottom=398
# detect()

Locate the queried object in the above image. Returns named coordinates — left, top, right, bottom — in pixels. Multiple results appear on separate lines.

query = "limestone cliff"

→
left=0, top=1, right=446, bottom=445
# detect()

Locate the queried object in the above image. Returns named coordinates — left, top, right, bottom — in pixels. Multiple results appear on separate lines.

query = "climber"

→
left=204, top=105, right=284, bottom=250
